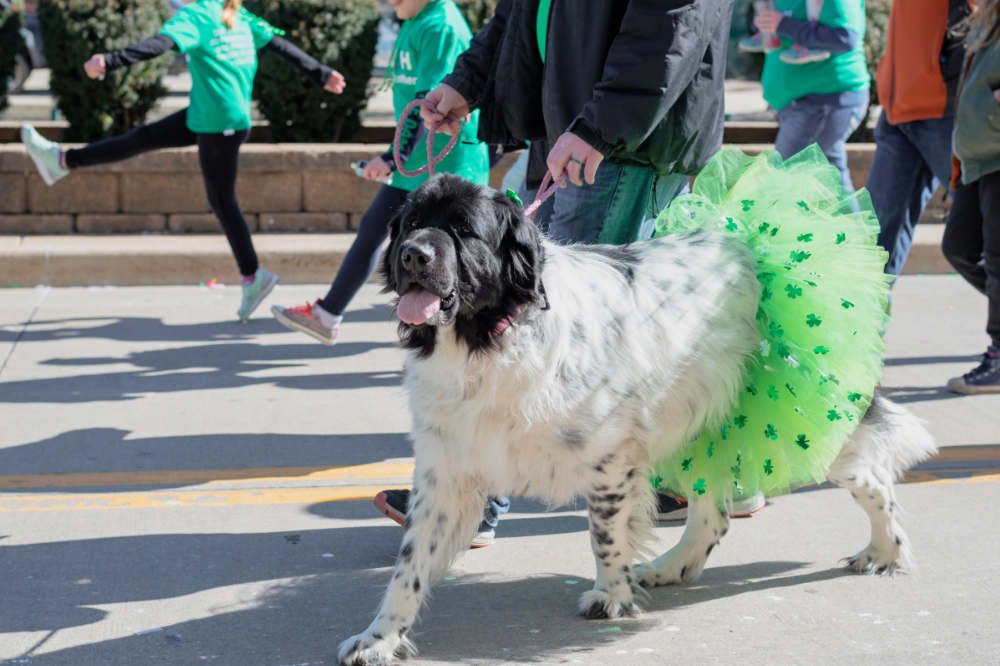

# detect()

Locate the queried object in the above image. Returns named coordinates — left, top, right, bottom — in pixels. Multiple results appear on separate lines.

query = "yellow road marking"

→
left=0, top=461, right=416, bottom=490
left=0, top=484, right=410, bottom=512
left=0, top=452, right=997, bottom=513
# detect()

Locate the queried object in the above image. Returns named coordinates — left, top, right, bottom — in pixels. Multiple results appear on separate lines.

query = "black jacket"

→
left=443, top=0, right=733, bottom=176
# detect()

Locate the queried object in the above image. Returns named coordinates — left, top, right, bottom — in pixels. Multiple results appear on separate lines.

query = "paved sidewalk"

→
left=1, top=275, right=998, bottom=665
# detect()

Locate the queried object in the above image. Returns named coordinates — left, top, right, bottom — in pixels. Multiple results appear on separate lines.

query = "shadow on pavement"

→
left=3, top=522, right=833, bottom=665
left=0, top=428, right=411, bottom=485
left=0, top=339, right=401, bottom=403
left=878, top=385, right=965, bottom=404
left=883, top=354, right=978, bottom=367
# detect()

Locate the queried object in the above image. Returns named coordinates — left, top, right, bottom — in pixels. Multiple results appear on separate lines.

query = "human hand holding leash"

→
left=547, top=131, right=604, bottom=186
left=363, top=155, right=392, bottom=181
left=83, top=54, right=106, bottom=80
left=421, top=83, right=469, bottom=135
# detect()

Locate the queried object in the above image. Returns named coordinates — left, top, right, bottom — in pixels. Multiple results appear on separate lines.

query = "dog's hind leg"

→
left=338, top=469, right=487, bottom=665
left=578, top=453, right=655, bottom=619
left=826, top=394, right=937, bottom=575
left=634, top=494, right=729, bottom=587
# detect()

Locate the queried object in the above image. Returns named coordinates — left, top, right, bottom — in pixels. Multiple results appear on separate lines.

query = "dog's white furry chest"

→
left=403, top=235, right=761, bottom=504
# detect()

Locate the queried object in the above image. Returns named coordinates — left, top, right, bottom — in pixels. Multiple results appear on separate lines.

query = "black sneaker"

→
left=373, top=489, right=409, bottom=526
left=655, top=492, right=689, bottom=521
left=655, top=490, right=766, bottom=522
left=947, top=346, right=1000, bottom=394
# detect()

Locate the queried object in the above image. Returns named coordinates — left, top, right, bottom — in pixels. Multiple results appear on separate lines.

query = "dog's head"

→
left=381, top=175, right=546, bottom=356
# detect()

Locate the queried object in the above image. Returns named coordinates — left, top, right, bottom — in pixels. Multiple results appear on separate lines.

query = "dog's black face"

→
left=381, top=175, right=546, bottom=356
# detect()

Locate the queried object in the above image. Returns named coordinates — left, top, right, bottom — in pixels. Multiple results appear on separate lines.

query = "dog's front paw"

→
left=338, top=630, right=414, bottom=666
left=843, top=542, right=907, bottom=576
left=634, top=552, right=707, bottom=588
left=577, top=588, right=640, bottom=619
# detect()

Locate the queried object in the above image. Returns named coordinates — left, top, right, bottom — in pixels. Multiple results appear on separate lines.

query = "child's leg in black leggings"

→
left=319, top=184, right=410, bottom=316
left=196, top=130, right=258, bottom=278
left=64, top=109, right=196, bottom=169
left=943, top=174, right=1000, bottom=347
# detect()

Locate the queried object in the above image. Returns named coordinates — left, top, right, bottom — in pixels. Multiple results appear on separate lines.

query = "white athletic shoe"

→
left=21, top=125, right=69, bottom=186
left=237, top=268, right=280, bottom=322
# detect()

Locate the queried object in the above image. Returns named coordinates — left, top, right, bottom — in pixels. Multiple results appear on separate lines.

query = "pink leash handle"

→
left=391, top=97, right=563, bottom=220
left=523, top=170, right=565, bottom=220
left=392, top=98, right=462, bottom=178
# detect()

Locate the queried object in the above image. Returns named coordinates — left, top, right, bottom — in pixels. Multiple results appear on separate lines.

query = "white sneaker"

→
left=21, top=125, right=69, bottom=186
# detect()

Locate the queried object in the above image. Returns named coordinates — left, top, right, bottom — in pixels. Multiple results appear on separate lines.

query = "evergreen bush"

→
left=453, top=0, right=495, bottom=33
left=39, top=0, right=172, bottom=141
left=0, top=1, right=24, bottom=112
left=247, top=0, right=379, bottom=142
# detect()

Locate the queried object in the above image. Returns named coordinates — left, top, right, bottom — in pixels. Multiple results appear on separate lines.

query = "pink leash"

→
left=391, top=98, right=564, bottom=219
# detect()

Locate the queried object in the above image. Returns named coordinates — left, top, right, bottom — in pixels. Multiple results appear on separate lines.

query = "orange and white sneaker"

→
left=271, top=300, right=339, bottom=345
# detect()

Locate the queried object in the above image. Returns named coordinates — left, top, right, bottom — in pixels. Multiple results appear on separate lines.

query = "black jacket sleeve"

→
left=103, top=34, right=176, bottom=71
left=263, top=36, right=334, bottom=88
left=442, top=0, right=513, bottom=107
left=568, top=0, right=721, bottom=156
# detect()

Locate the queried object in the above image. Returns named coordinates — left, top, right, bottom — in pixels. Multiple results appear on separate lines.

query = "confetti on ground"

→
left=443, top=576, right=456, bottom=581
left=596, top=626, right=622, bottom=633
left=664, top=625, right=680, bottom=632
left=321, top=553, right=335, bottom=558
left=529, top=629, right=541, bottom=634
left=917, top=610, right=931, bottom=616
left=564, top=579, right=580, bottom=585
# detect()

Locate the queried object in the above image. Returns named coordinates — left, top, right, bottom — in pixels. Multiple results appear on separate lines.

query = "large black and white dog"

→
left=338, top=176, right=937, bottom=665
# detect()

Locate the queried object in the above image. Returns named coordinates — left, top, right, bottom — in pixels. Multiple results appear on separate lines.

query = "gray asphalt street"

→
left=1, top=275, right=998, bottom=665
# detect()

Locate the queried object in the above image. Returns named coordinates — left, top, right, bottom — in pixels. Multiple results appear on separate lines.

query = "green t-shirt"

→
left=389, top=0, right=489, bottom=192
left=760, top=0, right=869, bottom=112
left=161, top=0, right=281, bottom=133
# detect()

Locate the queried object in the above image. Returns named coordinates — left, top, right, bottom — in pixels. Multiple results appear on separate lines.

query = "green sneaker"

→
left=21, top=125, right=69, bottom=186
left=237, top=268, right=279, bottom=322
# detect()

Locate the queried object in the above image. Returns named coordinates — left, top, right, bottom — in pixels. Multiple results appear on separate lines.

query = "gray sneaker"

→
left=21, top=125, right=69, bottom=186
left=237, top=268, right=279, bottom=322
left=271, top=300, right=338, bottom=345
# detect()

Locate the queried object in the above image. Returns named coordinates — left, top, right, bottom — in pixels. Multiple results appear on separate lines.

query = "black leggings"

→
left=65, top=109, right=258, bottom=277
left=320, top=184, right=410, bottom=316
left=942, top=171, right=1000, bottom=347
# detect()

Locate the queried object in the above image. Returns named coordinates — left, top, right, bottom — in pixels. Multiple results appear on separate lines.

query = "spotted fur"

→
left=337, top=176, right=937, bottom=665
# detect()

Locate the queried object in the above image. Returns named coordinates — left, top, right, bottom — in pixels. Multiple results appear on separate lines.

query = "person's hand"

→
left=753, top=9, right=785, bottom=33
left=420, top=83, right=469, bottom=136
left=324, top=70, right=346, bottom=94
left=546, top=131, right=604, bottom=187
left=83, top=54, right=107, bottom=80
left=364, top=156, right=392, bottom=181
left=993, top=88, right=1000, bottom=104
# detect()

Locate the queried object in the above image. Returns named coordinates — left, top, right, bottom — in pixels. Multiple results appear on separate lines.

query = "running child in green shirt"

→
left=21, top=0, right=346, bottom=322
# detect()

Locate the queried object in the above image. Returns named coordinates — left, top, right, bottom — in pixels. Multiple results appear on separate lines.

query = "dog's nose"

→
left=401, top=242, right=435, bottom=270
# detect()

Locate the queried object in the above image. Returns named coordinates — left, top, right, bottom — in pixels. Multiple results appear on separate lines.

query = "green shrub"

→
left=39, top=0, right=172, bottom=141
left=453, top=0, right=496, bottom=33
left=0, top=1, right=24, bottom=112
left=247, top=0, right=379, bottom=142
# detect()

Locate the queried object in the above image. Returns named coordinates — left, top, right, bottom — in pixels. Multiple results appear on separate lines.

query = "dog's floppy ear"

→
left=379, top=208, right=405, bottom=294
left=494, top=191, right=545, bottom=306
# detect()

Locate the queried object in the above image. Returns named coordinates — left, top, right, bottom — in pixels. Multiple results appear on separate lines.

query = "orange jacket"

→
left=877, top=0, right=968, bottom=125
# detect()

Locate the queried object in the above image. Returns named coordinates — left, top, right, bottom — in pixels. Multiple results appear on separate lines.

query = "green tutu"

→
left=650, top=146, right=892, bottom=503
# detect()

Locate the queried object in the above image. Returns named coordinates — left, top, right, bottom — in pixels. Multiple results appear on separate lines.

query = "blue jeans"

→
left=867, top=112, right=955, bottom=276
left=775, top=94, right=869, bottom=195
left=481, top=495, right=511, bottom=530
left=526, top=162, right=689, bottom=244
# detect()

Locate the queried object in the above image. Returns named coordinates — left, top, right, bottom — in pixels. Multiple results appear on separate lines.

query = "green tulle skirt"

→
left=650, top=146, right=892, bottom=503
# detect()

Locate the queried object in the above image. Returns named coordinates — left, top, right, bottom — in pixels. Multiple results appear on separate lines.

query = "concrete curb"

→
left=0, top=224, right=950, bottom=287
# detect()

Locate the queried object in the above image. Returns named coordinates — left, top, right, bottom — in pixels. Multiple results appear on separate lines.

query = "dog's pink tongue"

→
left=397, top=288, right=441, bottom=325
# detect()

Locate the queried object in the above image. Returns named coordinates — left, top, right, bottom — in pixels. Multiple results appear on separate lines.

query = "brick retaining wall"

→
left=0, top=143, right=945, bottom=234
